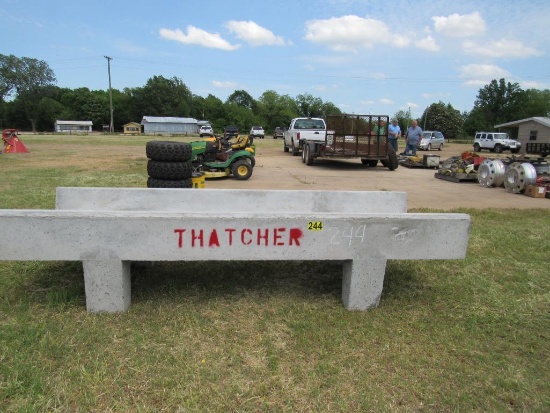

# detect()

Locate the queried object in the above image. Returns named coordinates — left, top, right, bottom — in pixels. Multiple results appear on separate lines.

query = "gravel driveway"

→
left=204, top=142, right=549, bottom=210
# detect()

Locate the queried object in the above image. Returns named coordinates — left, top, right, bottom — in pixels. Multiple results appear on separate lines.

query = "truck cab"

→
left=283, top=117, right=326, bottom=156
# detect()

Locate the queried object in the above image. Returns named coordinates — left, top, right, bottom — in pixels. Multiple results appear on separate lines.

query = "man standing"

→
left=403, top=120, right=423, bottom=155
left=388, top=119, right=401, bottom=152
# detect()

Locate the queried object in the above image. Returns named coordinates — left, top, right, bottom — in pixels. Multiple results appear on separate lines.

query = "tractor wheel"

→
left=147, top=160, right=194, bottom=180
left=231, top=159, right=253, bottom=180
left=246, top=156, right=256, bottom=168
left=147, top=177, right=193, bottom=188
left=146, top=141, right=192, bottom=161
left=387, top=147, right=399, bottom=171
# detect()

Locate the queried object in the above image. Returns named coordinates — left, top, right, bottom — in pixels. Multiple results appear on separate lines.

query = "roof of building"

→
left=495, top=117, right=550, bottom=128
left=55, top=120, right=93, bottom=125
left=141, top=116, right=198, bottom=124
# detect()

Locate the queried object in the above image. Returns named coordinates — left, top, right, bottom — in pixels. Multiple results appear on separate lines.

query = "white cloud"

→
left=463, top=39, right=541, bottom=58
left=225, top=21, right=289, bottom=46
left=459, top=64, right=511, bottom=86
left=304, top=15, right=409, bottom=52
left=212, top=80, right=239, bottom=88
left=380, top=98, right=394, bottom=105
left=415, top=35, right=439, bottom=52
left=432, top=12, right=486, bottom=38
left=159, top=26, right=240, bottom=51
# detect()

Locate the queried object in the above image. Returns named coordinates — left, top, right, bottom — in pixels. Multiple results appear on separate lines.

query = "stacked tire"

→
left=146, top=141, right=194, bottom=188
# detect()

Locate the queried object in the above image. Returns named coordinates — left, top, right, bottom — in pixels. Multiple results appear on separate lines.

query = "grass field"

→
left=0, top=134, right=549, bottom=412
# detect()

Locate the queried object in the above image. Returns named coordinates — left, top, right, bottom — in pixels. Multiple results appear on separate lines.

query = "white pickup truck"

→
left=283, top=117, right=326, bottom=156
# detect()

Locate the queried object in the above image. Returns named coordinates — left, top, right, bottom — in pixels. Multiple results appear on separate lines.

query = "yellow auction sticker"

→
left=307, top=221, right=323, bottom=231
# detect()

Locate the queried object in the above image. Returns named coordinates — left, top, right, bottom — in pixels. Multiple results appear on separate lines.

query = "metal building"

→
left=141, top=116, right=199, bottom=135
left=55, top=120, right=93, bottom=133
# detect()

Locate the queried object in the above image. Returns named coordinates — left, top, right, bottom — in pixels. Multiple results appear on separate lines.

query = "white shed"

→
left=55, top=120, right=93, bottom=133
left=141, top=116, right=198, bottom=135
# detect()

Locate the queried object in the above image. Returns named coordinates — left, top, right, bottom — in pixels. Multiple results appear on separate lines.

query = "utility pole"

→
left=104, top=56, right=114, bottom=133
left=423, top=105, right=429, bottom=130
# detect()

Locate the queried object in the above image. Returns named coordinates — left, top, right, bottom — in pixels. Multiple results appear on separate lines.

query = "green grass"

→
left=0, top=135, right=549, bottom=412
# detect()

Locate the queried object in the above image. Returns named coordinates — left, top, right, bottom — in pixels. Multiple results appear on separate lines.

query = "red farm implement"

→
left=2, top=129, right=29, bottom=153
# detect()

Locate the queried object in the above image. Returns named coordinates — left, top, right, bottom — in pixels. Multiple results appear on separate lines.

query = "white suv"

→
left=250, top=126, right=265, bottom=139
left=199, top=125, right=213, bottom=137
left=473, top=132, right=521, bottom=154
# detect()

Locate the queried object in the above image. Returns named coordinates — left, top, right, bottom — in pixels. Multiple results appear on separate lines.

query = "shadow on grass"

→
left=7, top=259, right=426, bottom=310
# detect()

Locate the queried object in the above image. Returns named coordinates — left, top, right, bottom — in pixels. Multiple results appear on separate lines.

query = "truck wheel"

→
left=231, top=159, right=253, bottom=180
left=304, top=142, right=314, bottom=165
left=283, top=141, right=289, bottom=153
left=387, top=148, right=399, bottom=171
left=146, top=141, right=192, bottom=161
left=439, top=143, right=443, bottom=151
left=301, top=143, right=306, bottom=163
left=494, top=144, right=503, bottom=153
left=473, top=143, right=481, bottom=152
left=291, top=141, right=299, bottom=156
left=147, top=160, right=194, bottom=180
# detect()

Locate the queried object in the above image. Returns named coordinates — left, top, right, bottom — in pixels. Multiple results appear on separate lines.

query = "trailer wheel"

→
left=304, top=142, right=314, bottom=165
left=361, top=159, right=378, bottom=167
left=387, top=148, right=399, bottom=171
left=146, top=141, right=192, bottom=161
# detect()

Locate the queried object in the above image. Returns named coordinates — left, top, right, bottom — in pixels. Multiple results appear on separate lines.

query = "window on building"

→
left=529, top=130, right=538, bottom=141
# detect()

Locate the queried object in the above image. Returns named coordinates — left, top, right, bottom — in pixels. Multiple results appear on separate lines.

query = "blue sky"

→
left=2, top=0, right=549, bottom=118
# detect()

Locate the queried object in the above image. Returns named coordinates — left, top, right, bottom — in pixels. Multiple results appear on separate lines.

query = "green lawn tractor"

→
left=190, top=132, right=255, bottom=180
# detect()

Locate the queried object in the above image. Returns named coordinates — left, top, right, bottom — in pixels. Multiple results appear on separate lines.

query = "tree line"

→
left=2, top=54, right=550, bottom=137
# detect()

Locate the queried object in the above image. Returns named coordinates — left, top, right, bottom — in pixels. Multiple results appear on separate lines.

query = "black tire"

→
left=494, top=144, right=503, bottom=153
left=361, top=159, right=378, bottom=167
left=439, top=143, right=443, bottom=151
left=147, top=160, right=194, bottom=180
left=427, top=143, right=432, bottom=151
left=246, top=156, right=256, bottom=168
left=147, top=177, right=193, bottom=188
left=301, top=143, right=306, bottom=163
left=291, top=140, right=299, bottom=156
left=283, top=141, right=289, bottom=153
left=146, top=141, right=193, bottom=161
left=231, top=159, right=253, bottom=180
left=304, top=142, right=314, bottom=166
left=473, top=143, right=481, bottom=152
left=381, top=160, right=389, bottom=167
left=387, top=147, right=399, bottom=171
left=511, top=148, right=520, bottom=154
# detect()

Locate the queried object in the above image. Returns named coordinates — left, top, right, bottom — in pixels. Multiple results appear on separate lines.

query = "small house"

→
left=123, top=122, right=142, bottom=135
left=495, top=117, right=550, bottom=154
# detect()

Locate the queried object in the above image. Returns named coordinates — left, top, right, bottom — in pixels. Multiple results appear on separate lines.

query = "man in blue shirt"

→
left=388, top=119, right=401, bottom=152
left=402, top=120, right=422, bottom=155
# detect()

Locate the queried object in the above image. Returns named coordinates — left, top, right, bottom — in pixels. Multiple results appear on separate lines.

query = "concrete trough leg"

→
left=82, top=260, right=131, bottom=312
left=341, top=258, right=387, bottom=310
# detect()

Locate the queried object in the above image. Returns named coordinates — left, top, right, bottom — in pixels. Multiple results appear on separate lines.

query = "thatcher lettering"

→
left=174, top=227, right=304, bottom=248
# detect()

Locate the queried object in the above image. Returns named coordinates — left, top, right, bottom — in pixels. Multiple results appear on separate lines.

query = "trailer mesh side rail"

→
left=325, top=114, right=389, bottom=158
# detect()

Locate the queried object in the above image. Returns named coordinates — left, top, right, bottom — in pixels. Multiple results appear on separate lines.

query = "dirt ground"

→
left=204, top=141, right=550, bottom=210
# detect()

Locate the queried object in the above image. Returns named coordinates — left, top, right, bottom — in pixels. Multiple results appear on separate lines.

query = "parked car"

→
left=199, top=125, right=213, bottom=137
left=473, top=132, right=521, bottom=153
left=250, top=126, right=265, bottom=139
left=273, top=126, right=286, bottom=139
left=418, top=131, right=444, bottom=151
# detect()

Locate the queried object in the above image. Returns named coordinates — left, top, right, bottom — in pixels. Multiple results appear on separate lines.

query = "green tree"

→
left=474, top=78, right=523, bottom=125
left=129, top=76, right=192, bottom=118
left=226, top=90, right=257, bottom=112
left=420, top=101, right=463, bottom=138
left=257, top=90, right=298, bottom=132
left=0, top=55, right=56, bottom=131
left=295, top=93, right=324, bottom=117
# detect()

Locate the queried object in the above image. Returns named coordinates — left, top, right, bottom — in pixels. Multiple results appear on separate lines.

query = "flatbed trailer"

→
left=301, top=114, right=399, bottom=170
